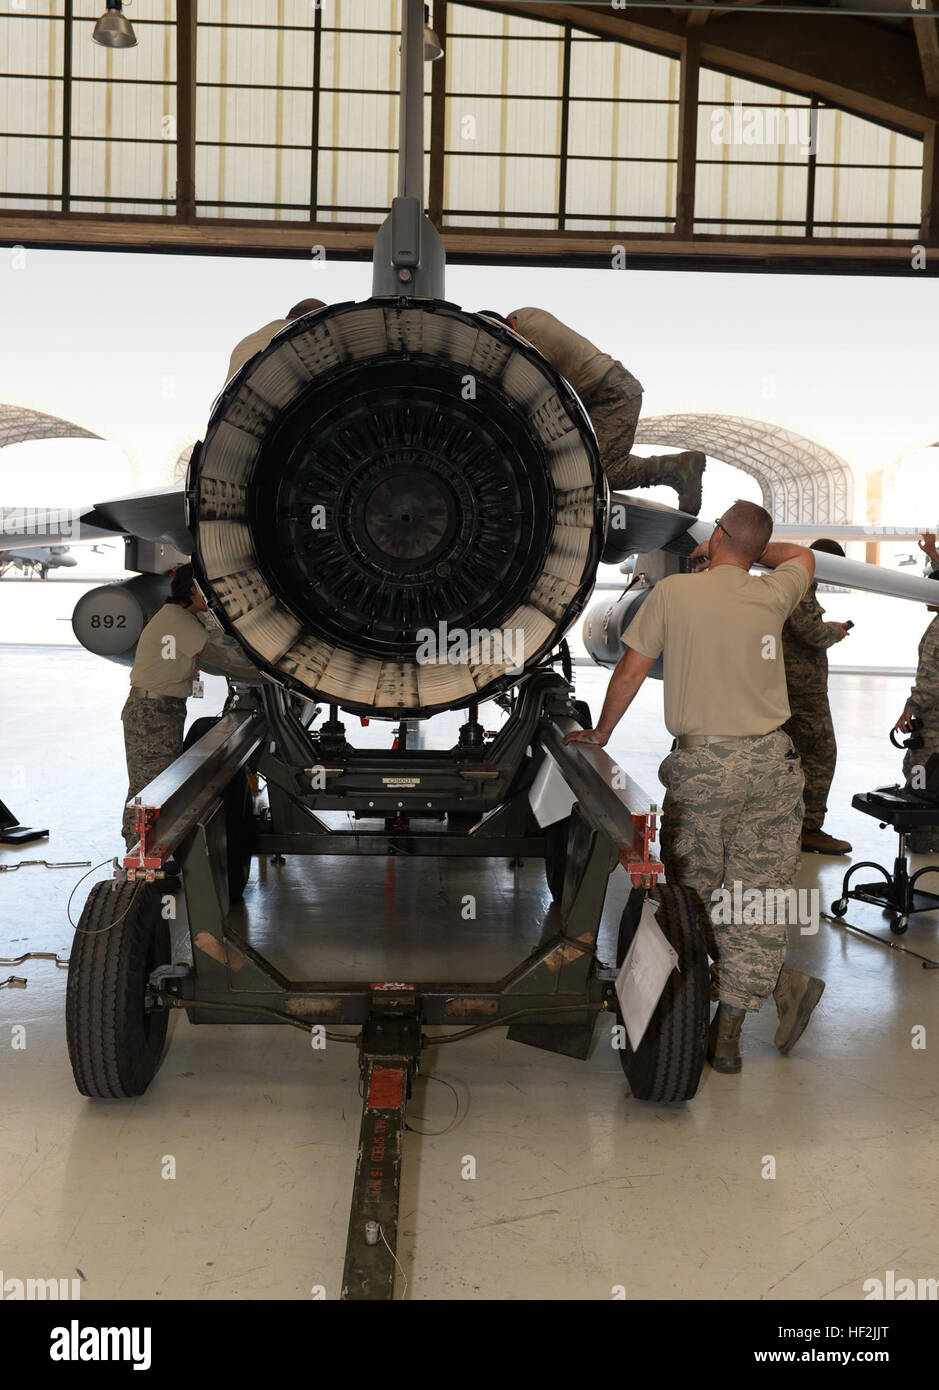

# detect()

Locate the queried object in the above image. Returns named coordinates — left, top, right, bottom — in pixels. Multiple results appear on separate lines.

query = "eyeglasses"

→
left=714, top=518, right=733, bottom=540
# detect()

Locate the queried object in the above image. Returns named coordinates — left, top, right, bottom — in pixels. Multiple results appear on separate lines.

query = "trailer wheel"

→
left=224, top=772, right=254, bottom=903
left=614, top=882, right=709, bottom=1103
left=66, top=879, right=171, bottom=1098
left=572, top=699, right=594, bottom=730
left=542, top=702, right=592, bottom=902
left=544, top=817, right=569, bottom=901
left=183, top=715, right=219, bottom=749
left=183, top=718, right=253, bottom=903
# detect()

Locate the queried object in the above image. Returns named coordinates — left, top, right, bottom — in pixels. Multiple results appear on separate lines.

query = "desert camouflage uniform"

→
left=586, top=366, right=704, bottom=496
left=120, top=694, right=187, bottom=849
left=782, top=586, right=841, bottom=832
left=902, top=613, right=939, bottom=852
left=658, top=730, right=804, bottom=1011
left=582, top=365, right=646, bottom=487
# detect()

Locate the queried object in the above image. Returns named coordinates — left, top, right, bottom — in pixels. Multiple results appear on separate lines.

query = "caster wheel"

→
left=891, top=915, right=910, bottom=935
left=830, top=898, right=848, bottom=918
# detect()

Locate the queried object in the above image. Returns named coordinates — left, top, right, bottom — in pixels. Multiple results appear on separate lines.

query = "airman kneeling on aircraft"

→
left=492, top=306, right=706, bottom=514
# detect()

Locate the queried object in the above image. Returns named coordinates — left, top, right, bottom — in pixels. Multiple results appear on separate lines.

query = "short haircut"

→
left=721, top=499, right=773, bottom=564
left=165, top=563, right=194, bottom=606
left=286, top=298, right=327, bottom=320
left=810, top=538, right=846, bottom=558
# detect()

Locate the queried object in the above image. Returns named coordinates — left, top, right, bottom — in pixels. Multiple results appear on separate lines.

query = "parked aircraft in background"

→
left=0, top=544, right=77, bottom=579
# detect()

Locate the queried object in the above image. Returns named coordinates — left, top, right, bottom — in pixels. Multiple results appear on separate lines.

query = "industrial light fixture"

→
left=423, top=5, right=443, bottom=62
left=398, top=5, right=443, bottom=62
left=92, top=0, right=137, bottom=49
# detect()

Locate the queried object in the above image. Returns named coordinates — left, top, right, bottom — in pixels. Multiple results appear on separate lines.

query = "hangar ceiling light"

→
left=91, top=0, right=137, bottom=51
left=423, top=6, right=444, bottom=62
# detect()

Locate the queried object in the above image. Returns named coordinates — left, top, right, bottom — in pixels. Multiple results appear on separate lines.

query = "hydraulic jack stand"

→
left=341, top=985, right=423, bottom=1300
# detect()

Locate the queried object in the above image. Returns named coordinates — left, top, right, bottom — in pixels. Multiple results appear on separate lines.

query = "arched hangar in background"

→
left=636, top=413, right=855, bottom=523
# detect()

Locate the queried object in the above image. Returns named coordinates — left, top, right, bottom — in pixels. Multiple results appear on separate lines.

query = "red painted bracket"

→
left=618, top=809, right=664, bottom=889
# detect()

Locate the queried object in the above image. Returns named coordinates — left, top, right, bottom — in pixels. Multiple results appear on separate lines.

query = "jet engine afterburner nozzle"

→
left=189, top=300, right=607, bottom=717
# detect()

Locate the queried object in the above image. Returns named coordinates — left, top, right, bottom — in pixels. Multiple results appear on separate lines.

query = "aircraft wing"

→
left=613, top=493, right=939, bottom=606
left=771, top=524, right=935, bottom=544
left=4, top=483, right=937, bottom=606
left=0, top=486, right=190, bottom=553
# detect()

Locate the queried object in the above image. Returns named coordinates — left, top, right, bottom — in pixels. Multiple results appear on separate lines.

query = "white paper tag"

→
left=191, top=679, right=204, bottom=699
left=615, top=897, right=679, bottom=1051
left=528, top=749, right=576, bottom=828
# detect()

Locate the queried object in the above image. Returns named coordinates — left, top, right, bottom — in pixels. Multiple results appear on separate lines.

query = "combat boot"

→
left=801, top=828, right=852, bottom=854
left=707, top=1003, right=745, bottom=1073
left=773, top=964, right=825, bottom=1054
left=642, top=451, right=706, bottom=515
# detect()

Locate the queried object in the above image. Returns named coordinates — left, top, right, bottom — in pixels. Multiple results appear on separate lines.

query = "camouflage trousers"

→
left=658, top=729, right=805, bottom=1012
left=583, top=366, right=645, bottom=488
left=783, top=690, right=836, bottom=832
left=121, top=694, right=187, bottom=849
left=586, top=366, right=698, bottom=492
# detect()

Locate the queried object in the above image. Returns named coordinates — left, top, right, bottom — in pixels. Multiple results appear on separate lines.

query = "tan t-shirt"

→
left=129, top=604, right=210, bottom=699
left=225, top=318, right=290, bottom=384
left=509, top=308, right=619, bottom=397
left=622, top=560, right=811, bottom=737
left=129, top=604, right=255, bottom=698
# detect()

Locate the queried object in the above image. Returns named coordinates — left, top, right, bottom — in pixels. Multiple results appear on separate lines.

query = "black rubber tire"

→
left=544, top=818, right=569, bottom=902
left=66, top=879, right=170, bottom=1098
left=542, top=702, right=592, bottom=902
left=183, top=717, right=253, bottom=903
left=224, top=772, right=254, bottom=903
left=891, top=914, right=910, bottom=935
left=830, top=898, right=848, bottom=918
left=572, top=699, right=594, bottom=730
left=614, top=882, right=710, bottom=1103
left=183, top=715, right=220, bottom=751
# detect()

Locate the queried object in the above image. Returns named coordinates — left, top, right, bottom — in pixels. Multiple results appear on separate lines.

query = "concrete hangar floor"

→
left=1, top=644, right=936, bottom=1302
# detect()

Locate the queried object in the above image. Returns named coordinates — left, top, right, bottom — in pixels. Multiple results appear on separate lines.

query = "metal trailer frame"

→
left=105, top=667, right=668, bottom=1299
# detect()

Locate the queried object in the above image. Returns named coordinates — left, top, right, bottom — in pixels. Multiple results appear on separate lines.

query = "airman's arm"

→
left=562, top=647, right=657, bottom=747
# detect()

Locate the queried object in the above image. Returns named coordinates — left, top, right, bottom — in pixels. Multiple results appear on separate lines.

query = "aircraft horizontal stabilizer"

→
left=0, top=487, right=190, bottom=554
left=611, top=493, right=938, bottom=605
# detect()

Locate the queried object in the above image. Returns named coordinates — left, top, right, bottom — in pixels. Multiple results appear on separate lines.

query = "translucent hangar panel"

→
left=442, top=10, right=679, bottom=230
left=0, top=0, right=926, bottom=241
left=696, top=70, right=922, bottom=239
left=0, top=1, right=176, bottom=214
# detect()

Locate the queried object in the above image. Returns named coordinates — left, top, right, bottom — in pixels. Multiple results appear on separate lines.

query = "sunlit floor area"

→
left=1, top=646, right=937, bottom=1301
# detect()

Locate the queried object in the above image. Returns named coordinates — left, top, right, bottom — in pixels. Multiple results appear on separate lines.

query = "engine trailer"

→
left=66, top=672, right=710, bottom=1300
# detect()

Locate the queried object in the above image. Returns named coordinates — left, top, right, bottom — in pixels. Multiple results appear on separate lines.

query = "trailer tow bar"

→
left=341, top=984, right=423, bottom=1300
